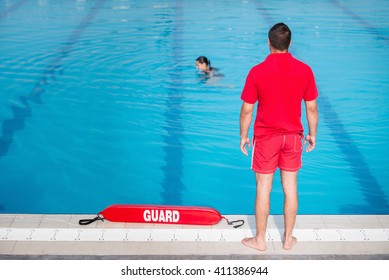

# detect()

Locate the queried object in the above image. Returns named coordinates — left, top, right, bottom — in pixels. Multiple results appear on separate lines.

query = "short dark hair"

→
left=268, top=23, right=291, bottom=51
left=196, top=56, right=210, bottom=66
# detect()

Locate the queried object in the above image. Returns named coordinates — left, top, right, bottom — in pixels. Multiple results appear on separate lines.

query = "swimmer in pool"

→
left=195, top=56, right=224, bottom=83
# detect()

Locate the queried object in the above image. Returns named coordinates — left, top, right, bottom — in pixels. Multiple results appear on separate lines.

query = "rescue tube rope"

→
left=79, top=214, right=104, bottom=225
left=222, top=217, right=245, bottom=228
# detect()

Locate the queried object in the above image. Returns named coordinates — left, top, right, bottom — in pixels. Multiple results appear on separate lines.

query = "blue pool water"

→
left=0, top=0, right=388, bottom=215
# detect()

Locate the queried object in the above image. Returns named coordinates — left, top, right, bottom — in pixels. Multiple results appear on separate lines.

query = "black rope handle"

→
left=79, top=215, right=104, bottom=225
left=222, top=217, right=245, bottom=228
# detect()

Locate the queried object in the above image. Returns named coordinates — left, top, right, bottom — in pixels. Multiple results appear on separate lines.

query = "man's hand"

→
left=304, top=134, right=316, bottom=152
left=240, top=136, right=251, bottom=156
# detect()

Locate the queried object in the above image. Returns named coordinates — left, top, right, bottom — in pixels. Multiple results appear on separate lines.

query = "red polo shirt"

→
left=241, top=53, right=318, bottom=138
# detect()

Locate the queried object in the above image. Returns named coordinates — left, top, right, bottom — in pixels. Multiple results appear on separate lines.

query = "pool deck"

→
left=0, top=214, right=388, bottom=259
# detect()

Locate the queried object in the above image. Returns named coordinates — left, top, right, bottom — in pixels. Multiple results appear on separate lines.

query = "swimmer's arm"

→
left=304, top=99, right=318, bottom=152
left=240, top=102, right=254, bottom=156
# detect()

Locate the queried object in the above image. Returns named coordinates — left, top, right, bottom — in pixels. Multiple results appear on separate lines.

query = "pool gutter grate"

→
left=1, top=228, right=388, bottom=242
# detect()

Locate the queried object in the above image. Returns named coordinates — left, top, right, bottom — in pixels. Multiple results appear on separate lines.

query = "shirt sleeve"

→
left=304, top=68, right=319, bottom=101
left=241, top=69, right=258, bottom=104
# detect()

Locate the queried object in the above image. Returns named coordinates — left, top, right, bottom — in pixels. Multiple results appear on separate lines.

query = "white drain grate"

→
left=1, top=228, right=388, bottom=242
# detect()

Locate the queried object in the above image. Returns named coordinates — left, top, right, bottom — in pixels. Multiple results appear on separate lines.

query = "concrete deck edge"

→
left=1, top=254, right=389, bottom=260
left=1, top=214, right=388, bottom=258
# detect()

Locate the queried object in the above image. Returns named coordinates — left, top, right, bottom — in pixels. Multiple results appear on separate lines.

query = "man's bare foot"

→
left=283, top=236, right=297, bottom=250
left=241, top=237, right=267, bottom=251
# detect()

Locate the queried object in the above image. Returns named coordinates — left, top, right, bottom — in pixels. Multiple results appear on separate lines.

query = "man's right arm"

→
left=240, top=102, right=255, bottom=156
left=304, top=99, right=318, bottom=152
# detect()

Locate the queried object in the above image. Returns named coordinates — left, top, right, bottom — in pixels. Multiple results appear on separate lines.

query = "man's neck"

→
left=270, top=49, right=288, bottom=54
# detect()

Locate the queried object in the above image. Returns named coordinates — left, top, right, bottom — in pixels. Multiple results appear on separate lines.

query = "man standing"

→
left=240, top=23, right=318, bottom=251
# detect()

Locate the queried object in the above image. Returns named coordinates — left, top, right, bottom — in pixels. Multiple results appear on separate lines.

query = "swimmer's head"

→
left=196, top=56, right=211, bottom=72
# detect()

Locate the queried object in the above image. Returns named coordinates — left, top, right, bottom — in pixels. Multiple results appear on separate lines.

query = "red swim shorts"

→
left=251, top=134, right=303, bottom=174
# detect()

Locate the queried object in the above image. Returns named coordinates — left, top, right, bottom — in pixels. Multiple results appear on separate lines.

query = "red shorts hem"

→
left=251, top=167, right=278, bottom=174
left=279, top=165, right=303, bottom=172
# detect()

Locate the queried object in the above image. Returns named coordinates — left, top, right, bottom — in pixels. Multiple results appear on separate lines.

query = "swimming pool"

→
left=0, top=0, right=388, bottom=215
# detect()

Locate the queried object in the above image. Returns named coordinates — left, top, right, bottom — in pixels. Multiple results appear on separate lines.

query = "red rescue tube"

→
left=79, top=204, right=244, bottom=228
left=99, top=204, right=222, bottom=225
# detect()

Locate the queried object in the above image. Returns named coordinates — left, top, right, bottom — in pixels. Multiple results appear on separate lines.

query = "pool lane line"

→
left=253, top=0, right=388, bottom=213
left=0, top=0, right=106, bottom=157
left=161, top=0, right=185, bottom=205
left=254, top=0, right=273, bottom=26
left=0, top=0, right=29, bottom=20
left=331, top=0, right=389, bottom=45
left=29, top=0, right=106, bottom=104
left=319, top=95, right=388, bottom=213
